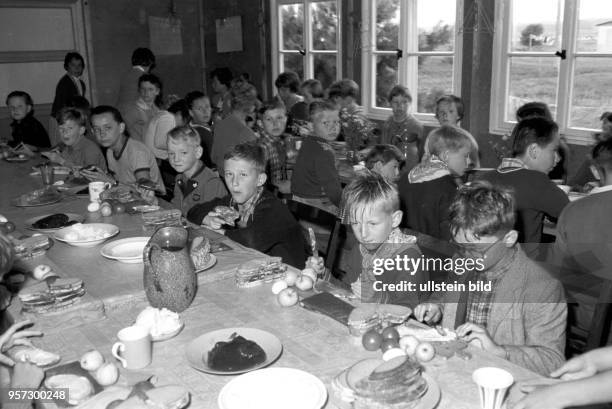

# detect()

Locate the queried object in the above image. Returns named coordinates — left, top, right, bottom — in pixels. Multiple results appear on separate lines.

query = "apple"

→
left=80, top=350, right=105, bottom=372
left=399, top=335, right=420, bottom=356
left=381, top=326, right=400, bottom=342
left=415, top=342, right=435, bottom=362
left=113, top=203, right=126, bottom=214
left=284, top=270, right=299, bottom=286
left=100, top=203, right=112, bottom=217
left=301, top=268, right=317, bottom=282
left=362, top=330, right=383, bottom=351
left=33, top=264, right=52, bottom=281
left=277, top=287, right=299, bottom=307
left=87, top=202, right=100, bottom=212
left=380, top=338, right=399, bottom=352
left=271, top=280, right=288, bottom=295
left=295, top=275, right=314, bottom=291
left=95, top=362, right=119, bottom=386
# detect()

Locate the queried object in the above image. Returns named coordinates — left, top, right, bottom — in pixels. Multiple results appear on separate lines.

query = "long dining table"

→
left=0, top=156, right=543, bottom=409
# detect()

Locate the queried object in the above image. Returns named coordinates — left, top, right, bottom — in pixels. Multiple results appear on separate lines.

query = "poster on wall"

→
left=216, top=16, right=242, bottom=53
left=149, top=16, right=183, bottom=55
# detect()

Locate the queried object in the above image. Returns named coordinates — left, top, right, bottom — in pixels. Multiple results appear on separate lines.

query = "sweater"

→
left=290, top=136, right=342, bottom=206
left=9, top=115, right=50, bottom=148
left=187, top=190, right=307, bottom=268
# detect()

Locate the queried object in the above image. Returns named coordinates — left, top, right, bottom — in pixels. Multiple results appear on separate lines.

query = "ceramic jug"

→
left=143, top=226, right=197, bottom=312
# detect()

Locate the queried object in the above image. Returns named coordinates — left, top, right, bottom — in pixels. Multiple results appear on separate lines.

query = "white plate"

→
left=195, top=254, right=217, bottom=273
left=186, top=327, right=282, bottom=375
left=54, top=223, right=119, bottom=248
left=25, top=213, right=85, bottom=233
left=100, top=237, right=150, bottom=263
left=152, top=321, right=184, bottom=342
left=218, top=367, right=327, bottom=409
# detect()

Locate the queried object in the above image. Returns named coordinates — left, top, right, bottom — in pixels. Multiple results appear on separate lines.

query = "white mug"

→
left=472, top=367, right=514, bottom=409
left=111, top=325, right=152, bottom=369
left=89, top=181, right=111, bottom=203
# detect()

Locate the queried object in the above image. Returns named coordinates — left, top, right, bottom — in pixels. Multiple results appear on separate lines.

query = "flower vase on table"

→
left=143, top=226, right=197, bottom=313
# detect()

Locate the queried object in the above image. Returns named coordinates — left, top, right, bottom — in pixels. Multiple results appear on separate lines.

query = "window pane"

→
left=375, top=55, right=398, bottom=108
left=570, top=57, right=612, bottom=129
left=376, top=0, right=400, bottom=51
left=417, top=0, right=456, bottom=52
left=313, top=54, right=336, bottom=88
left=416, top=56, right=453, bottom=113
left=282, top=53, right=304, bottom=80
left=280, top=4, right=303, bottom=50
left=311, top=1, right=337, bottom=50
left=576, top=0, right=612, bottom=52
left=510, top=0, right=563, bottom=52
left=0, top=8, right=75, bottom=51
left=0, top=62, right=65, bottom=104
left=507, top=57, right=559, bottom=121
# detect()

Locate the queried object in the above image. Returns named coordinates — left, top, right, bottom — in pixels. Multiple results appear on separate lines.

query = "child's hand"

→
left=306, top=256, right=325, bottom=275
left=413, top=303, right=442, bottom=324
left=202, top=212, right=225, bottom=230
left=550, top=353, right=598, bottom=381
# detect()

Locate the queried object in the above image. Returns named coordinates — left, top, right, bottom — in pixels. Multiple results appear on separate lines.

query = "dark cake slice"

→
left=207, top=332, right=266, bottom=371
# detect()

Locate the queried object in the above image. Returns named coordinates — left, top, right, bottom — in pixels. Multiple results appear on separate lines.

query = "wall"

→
left=88, top=0, right=204, bottom=105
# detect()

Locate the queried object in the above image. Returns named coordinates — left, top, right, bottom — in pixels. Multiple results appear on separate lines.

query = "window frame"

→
left=360, top=0, right=464, bottom=124
left=270, top=0, right=342, bottom=91
left=490, top=0, right=612, bottom=145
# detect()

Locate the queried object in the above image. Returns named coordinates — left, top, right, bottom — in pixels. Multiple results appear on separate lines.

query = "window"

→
left=491, top=0, right=612, bottom=144
left=361, top=0, right=463, bottom=122
left=271, top=0, right=341, bottom=90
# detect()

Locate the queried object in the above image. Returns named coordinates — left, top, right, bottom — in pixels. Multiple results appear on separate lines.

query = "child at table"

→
left=187, top=142, right=307, bottom=268
left=415, top=181, right=566, bottom=376
left=42, top=107, right=106, bottom=170
left=380, top=86, right=423, bottom=171
left=328, top=79, right=375, bottom=150
left=291, top=100, right=343, bottom=210
left=335, top=173, right=428, bottom=307
left=167, top=126, right=227, bottom=215
left=256, top=99, right=288, bottom=188
left=399, top=126, right=472, bottom=240
left=5, top=91, right=50, bottom=149
left=569, top=111, right=612, bottom=190
left=479, top=116, right=569, bottom=260
left=365, top=144, right=403, bottom=183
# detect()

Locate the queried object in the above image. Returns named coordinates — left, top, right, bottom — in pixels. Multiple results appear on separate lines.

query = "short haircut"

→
left=428, top=125, right=473, bottom=156
left=91, top=105, right=125, bottom=125
left=64, top=52, right=85, bottom=70
left=309, top=99, right=338, bottom=121
left=56, top=107, right=86, bottom=127
left=230, top=83, right=258, bottom=114
left=342, top=173, right=400, bottom=224
left=138, top=74, right=163, bottom=106
left=6, top=90, right=33, bottom=107
left=449, top=181, right=515, bottom=239
left=167, top=125, right=201, bottom=147
left=66, top=95, right=91, bottom=112
left=592, top=139, right=612, bottom=171
left=259, top=98, right=286, bottom=116
left=210, top=67, right=233, bottom=88
left=600, top=111, right=612, bottom=122
left=168, top=99, right=191, bottom=122
left=388, top=85, right=412, bottom=103
left=516, top=101, right=553, bottom=121
left=275, top=72, right=301, bottom=93
left=223, top=141, right=266, bottom=173
left=131, top=48, right=156, bottom=68
left=511, top=116, right=559, bottom=157
left=365, top=144, right=403, bottom=169
left=184, top=91, right=208, bottom=110
left=436, top=95, right=464, bottom=120
left=328, top=79, right=360, bottom=100
left=301, top=79, right=324, bottom=98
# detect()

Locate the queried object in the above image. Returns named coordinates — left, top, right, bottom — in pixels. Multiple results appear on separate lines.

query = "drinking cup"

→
left=88, top=181, right=111, bottom=203
left=40, top=164, right=55, bottom=186
left=472, top=367, right=514, bottom=409
left=111, top=325, right=152, bottom=369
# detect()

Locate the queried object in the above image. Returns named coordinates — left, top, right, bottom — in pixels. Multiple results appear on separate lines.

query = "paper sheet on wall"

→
left=149, top=16, right=183, bottom=55
left=216, top=16, right=243, bottom=53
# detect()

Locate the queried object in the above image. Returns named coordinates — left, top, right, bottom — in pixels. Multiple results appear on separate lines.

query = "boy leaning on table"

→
left=166, top=125, right=227, bottom=216
left=414, top=181, right=567, bottom=376
left=187, top=142, right=308, bottom=268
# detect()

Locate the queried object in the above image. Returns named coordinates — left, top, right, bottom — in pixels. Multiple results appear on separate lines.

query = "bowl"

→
left=54, top=223, right=119, bottom=248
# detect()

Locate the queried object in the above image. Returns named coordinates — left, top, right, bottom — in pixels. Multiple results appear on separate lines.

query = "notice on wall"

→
left=216, top=16, right=243, bottom=53
left=149, top=16, right=183, bottom=55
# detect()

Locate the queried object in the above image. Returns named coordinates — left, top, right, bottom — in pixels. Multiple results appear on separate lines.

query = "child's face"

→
left=350, top=203, right=402, bottom=252
left=224, top=158, right=266, bottom=205
left=7, top=96, right=31, bottom=121
left=390, top=96, right=409, bottom=118
left=602, top=118, right=612, bottom=135
left=374, top=159, right=400, bottom=182
left=262, top=108, right=287, bottom=137
left=168, top=140, right=202, bottom=174
left=173, top=113, right=186, bottom=127
left=139, top=81, right=160, bottom=105
left=212, top=76, right=224, bottom=93
left=528, top=134, right=561, bottom=174
left=436, top=101, right=460, bottom=126
left=301, top=87, right=313, bottom=103
left=312, top=110, right=340, bottom=140
left=66, top=58, right=84, bottom=77
left=58, top=119, right=85, bottom=146
left=444, top=146, right=471, bottom=176
left=91, top=113, right=124, bottom=148
left=453, top=228, right=516, bottom=271
left=190, top=97, right=211, bottom=125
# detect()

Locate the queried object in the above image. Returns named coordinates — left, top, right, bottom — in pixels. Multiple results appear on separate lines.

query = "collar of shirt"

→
left=133, top=65, right=146, bottom=72
left=176, top=161, right=206, bottom=196
left=497, top=157, right=528, bottom=173
left=589, top=184, right=612, bottom=195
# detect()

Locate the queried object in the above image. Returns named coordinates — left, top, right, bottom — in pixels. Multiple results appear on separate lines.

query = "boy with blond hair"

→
left=167, top=125, right=227, bottom=215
